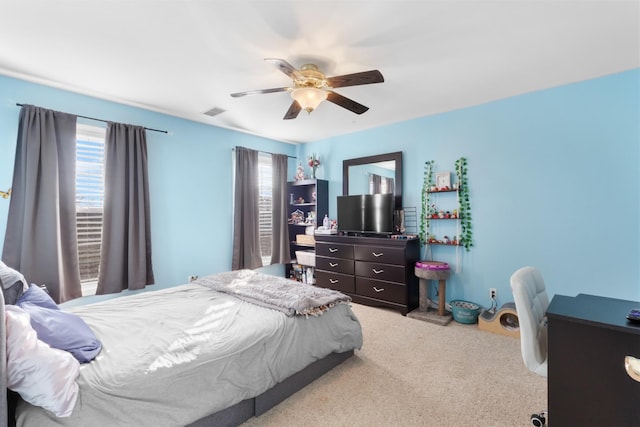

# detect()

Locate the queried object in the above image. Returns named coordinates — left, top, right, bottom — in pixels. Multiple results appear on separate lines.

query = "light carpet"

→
left=241, top=302, right=547, bottom=427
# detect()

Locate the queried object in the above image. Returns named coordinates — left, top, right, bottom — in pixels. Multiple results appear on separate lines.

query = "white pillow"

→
left=5, top=305, right=80, bottom=417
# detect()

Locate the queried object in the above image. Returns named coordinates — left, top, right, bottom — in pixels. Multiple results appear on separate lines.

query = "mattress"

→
left=15, top=282, right=363, bottom=426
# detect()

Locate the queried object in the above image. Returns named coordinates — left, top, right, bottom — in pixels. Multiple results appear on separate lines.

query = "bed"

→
left=0, top=268, right=363, bottom=427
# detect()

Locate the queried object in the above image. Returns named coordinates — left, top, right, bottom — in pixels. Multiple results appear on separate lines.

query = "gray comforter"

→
left=15, top=276, right=363, bottom=426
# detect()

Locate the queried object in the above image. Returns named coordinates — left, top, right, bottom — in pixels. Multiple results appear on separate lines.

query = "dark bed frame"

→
left=187, top=350, right=353, bottom=427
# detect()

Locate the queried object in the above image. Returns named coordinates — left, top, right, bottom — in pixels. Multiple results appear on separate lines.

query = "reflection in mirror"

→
left=348, top=161, right=395, bottom=195
left=343, top=152, right=402, bottom=210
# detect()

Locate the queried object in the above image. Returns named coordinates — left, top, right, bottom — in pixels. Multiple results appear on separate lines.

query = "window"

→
left=258, top=152, right=273, bottom=266
left=75, top=124, right=106, bottom=295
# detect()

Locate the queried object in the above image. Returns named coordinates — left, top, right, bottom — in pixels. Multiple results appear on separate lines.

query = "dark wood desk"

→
left=547, top=294, right=640, bottom=426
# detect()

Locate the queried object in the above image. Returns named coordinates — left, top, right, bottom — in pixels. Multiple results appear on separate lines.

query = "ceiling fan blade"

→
left=231, top=87, right=290, bottom=97
left=264, top=58, right=305, bottom=80
left=283, top=100, right=302, bottom=120
left=326, top=91, right=369, bottom=114
left=326, top=70, right=384, bottom=88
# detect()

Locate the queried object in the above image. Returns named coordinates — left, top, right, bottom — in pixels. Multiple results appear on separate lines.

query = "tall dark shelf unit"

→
left=286, top=179, right=328, bottom=281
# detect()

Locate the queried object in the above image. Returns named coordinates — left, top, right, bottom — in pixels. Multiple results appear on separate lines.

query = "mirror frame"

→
left=343, top=151, right=403, bottom=209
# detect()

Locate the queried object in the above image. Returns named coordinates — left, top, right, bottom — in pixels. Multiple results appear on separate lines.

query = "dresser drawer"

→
left=316, top=256, right=354, bottom=275
left=316, top=271, right=355, bottom=294
left=356, top=277, right=406, bottom=305
left=355, top=261, right=405, bottom=283
left=354, top=245, right=405, bottom=265
left=316, top=242, right=354, bottom=259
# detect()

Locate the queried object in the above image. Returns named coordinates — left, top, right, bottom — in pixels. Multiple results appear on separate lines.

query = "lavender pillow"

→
left=18, top=302, right=102, bottom=363
left=16, top=284, right=58, bottom=310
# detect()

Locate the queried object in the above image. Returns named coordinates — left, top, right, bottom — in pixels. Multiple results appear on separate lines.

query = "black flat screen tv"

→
left=337, top=193, right=394, bottom=235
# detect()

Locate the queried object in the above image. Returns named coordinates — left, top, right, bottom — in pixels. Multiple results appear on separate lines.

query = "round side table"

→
left=414, top=261, right=450, bottom=317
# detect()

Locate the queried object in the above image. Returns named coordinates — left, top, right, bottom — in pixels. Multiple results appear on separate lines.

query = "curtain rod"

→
left=16, top=103, right=168, bottom=134
left=233, top=146, right=296, bottom=159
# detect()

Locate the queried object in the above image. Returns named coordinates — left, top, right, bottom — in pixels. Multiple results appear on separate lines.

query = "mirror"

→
left=343, top=152, right=402, bottom=209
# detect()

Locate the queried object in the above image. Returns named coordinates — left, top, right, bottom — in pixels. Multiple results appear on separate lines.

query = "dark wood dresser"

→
left=547, top=294, right=640, bottom=426
left=315, top=234, right=420, bottom=315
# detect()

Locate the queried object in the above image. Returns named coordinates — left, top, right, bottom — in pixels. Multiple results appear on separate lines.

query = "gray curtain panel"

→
left=370, top=174, right=394, bottom=194
left=386, top=177, right=395, bottom=194
left=2, top=105, right=82, bottom=303
left=270, top=153, right=291, bottom=265
left=371, top=173, right=381, bottom=193
left=231, top=147, right=263, bottom=270
left=96, top=123, right=154, bottom=294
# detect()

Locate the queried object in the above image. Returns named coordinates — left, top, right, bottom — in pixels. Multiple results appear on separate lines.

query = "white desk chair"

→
left=510, top=266, right=549, bottom=426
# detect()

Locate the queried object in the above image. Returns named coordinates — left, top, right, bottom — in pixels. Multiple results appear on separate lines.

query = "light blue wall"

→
left=0, top=75, right=296, bottom=289
left=303, top=69, right=640, bottom=306
left=1, top=70, right=638, bottom=307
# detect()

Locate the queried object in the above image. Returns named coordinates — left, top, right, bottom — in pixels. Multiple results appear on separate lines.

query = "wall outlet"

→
left=188, top=275, right=198, bottom=283
left=489, top=288, right=497, bottom=300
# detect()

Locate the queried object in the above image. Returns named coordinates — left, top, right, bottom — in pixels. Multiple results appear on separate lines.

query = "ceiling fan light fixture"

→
left=291, top=87, right=327, bottom=113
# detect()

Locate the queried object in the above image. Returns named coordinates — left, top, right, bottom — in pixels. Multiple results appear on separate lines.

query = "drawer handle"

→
left=373, top=287, right=384, bottom=292
left=329, top=262, right=338, bottom=267
left=372, top=252, right=384, bottom=257
left=625, top=356, right=640, bottom=382
left=372, top=268, right=384, bottom=274
left=329, top=248, right=338, bottom=253
left=329, top=279, right=339, bottom=284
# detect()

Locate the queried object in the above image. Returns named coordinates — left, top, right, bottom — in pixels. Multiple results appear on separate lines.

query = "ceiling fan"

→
left=230, top=58, right=384, bottom=120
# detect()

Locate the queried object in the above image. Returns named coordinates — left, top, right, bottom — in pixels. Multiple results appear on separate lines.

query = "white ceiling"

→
left=0, top=1, right=638, bottom=144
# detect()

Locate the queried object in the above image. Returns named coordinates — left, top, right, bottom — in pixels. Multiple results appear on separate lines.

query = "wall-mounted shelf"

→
left=426, top=242, right=461, bottom=246
left=427, top=189, right=458, bottom=194
left=426, top=188, right=460, bottom=246
left=290, top=242, right=315, bottom=248
left=420, top=158, right=472, bottom=252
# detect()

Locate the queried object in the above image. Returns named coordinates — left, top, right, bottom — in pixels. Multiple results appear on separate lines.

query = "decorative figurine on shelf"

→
left=429, top=204, right=438, bottom=219
left=452, top=209, right=458, bottom=219
left=308, top=153, right=320, bottom=179
left=289, top=209, right=304, bottom=224
left=306, top=211, right=316, bottom=225
left=295, top=162, right=305, bottom=181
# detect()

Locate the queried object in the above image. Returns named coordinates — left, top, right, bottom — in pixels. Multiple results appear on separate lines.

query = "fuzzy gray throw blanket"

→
left=193, top=269, right=351, bottom=317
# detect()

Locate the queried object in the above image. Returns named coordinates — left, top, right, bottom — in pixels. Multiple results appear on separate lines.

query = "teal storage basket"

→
left=450, top=300, right=480, bottom=324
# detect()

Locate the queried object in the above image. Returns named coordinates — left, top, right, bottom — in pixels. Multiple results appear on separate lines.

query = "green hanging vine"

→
left=455, top=157, right=473, bottom=251
left=419, top=160, right=434, bottom=245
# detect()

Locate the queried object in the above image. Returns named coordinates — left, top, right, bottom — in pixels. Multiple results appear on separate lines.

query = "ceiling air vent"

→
left=203, top=107, right=226, bottom=117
